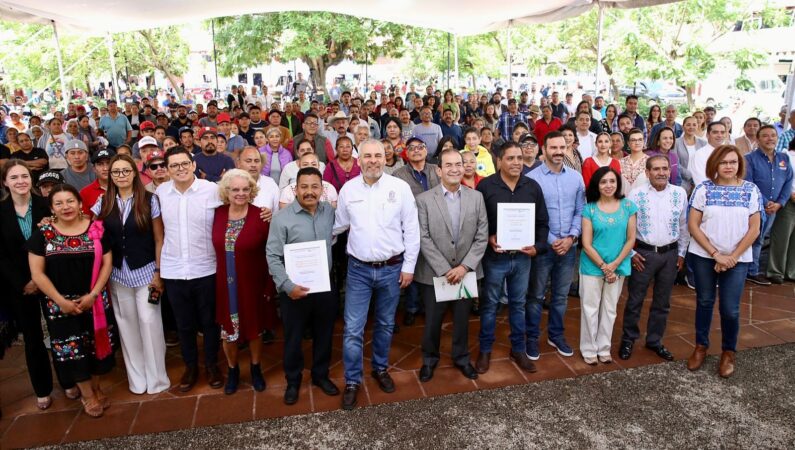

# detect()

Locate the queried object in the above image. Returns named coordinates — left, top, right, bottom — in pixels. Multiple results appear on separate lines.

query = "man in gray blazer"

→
left=414, top=148, right=488, bottom=382
left=392, top=137, right=441, bottom=326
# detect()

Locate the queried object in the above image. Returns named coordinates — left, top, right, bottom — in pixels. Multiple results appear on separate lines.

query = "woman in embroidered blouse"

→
left=27, top=184, right=117, bottom=418
left=259, top=128, right=293, bottom=184
left=579, top=166, right=637, bottom=365
left=645, top=127, right=680, bottom=186
left=0, top=161, right=78, bottom=410
left=382, top=140, right=404, bottom=175
left=686, top=145, right=761, bottom=379
left=323, top=136, right=360, bottom=193
left=212, top=169, right=275, bottom=395
left=93, top=154, right=169, bottom=395
left=582, top=132, right=621, bottom=188
left=620, top=128, right=649, bottom=194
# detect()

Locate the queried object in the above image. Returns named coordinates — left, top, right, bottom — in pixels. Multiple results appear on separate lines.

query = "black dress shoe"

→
left=370, top=370, right=395, bottom=393
left=342, top=384, right=359, bottom=410
left=646, top=344, right=674, bottom=361
left=179, top=365, right=199, bottom=392
left=312, top=378, right=340, bottom=396
left=284, top=385, right=299, bottom=405
left=419, top=364, right=436, bottom=382
left=618, top=341, right=633, bottom=360
left=455, top=362, right=478, bottom=380
left=403, top=312, right=416, bottom=326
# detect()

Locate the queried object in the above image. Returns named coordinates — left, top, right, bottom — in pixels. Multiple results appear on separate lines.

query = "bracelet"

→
left=710, top=250, right=719, bottom=257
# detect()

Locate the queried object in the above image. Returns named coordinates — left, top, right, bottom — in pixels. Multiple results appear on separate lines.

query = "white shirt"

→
left=628, top=183, right=689, bottom=257
left=689, top=143, right=714, bottom=187
left=279, top=180, right=338, bottom=206
left=156, top=178, right=222, bottom=280
left=254, top=175, right=280, bottom=211
left=245, top=94, right=274, bottom=110
left=576, top=131, right=597, bottom=159
left=278, top=161, right=326, bottom=190
left=687, top=180, right=762, bottom=262
left=334, top=173, right=421, bottom=273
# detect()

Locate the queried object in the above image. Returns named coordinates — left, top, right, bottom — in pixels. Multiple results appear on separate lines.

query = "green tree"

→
left=212, top=12, right=421, bottom=93
left=0, top=21, right=189, bottom=98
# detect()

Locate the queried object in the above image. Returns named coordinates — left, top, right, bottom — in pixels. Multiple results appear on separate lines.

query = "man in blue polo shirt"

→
left=98, top=99, right=132, bottom=149
left=745, top=124, right=793, bottom=285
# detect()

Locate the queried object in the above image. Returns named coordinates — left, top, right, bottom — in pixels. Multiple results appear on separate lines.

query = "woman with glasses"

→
left=213, top=169, right=274, bottom=394
left=686, top=145, right=761, bottom=378
left=620, top=128, right=649, bottom=194
left=93, top=154, right=170, bottom=395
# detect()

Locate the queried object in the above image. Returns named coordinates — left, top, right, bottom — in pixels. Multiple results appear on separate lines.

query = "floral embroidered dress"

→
left=222, top=217, right=245, bottom=341
left=26, top=222, right=116, bottom=382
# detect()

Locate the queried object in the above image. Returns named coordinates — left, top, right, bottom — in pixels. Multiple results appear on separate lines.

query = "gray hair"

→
left=217, top=168, right=259, bottom=205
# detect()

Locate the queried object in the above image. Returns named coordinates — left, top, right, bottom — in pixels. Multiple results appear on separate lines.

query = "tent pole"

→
left=507, top=20, right=513, bottom=91
left=51, top=21, right=69, bottom=110
left=106, top=32, right=120, bottom=101
left=454, top=34, right=459, bottom=91
left=446, top=33, right=451, bottom=90
left=212, top=19, right=220, bottom=98
left=595, top=2, right=605, bottom=96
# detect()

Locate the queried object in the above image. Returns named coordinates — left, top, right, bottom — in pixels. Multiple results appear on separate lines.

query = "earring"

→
left=51, top=215, right=57, bottom=224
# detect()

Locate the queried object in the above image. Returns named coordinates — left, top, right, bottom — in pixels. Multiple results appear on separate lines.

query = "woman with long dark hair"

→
left=93, top=154, right=169, bottom=395
left=579, top=166, right=637, bottom=365
left=27, top=184, right=117, bottom=418
left=645, top=127, right=680, bottom=185
left=646, top=105, right=662, bottom=138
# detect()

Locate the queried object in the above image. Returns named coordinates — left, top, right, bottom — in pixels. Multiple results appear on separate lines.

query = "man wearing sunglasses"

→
left=144, top=150, right=169, bottom=194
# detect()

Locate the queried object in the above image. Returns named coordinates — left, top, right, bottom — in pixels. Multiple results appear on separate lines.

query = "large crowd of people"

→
left=0, top=79, right=793, bottom=418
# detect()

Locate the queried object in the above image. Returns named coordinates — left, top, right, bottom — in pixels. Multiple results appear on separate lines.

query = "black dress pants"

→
left=164, top=275, right=220, bottom=368
left=280, top=290, right=337, bottom=387
left=419, top=283, right=473, bottom=367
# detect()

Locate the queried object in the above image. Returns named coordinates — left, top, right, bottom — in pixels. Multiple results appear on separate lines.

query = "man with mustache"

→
left=619, top=155, right=689, bottom=361
left=167, top=105, right=192, bottom=139
left=266, top=167, right=339, bottom=406
left=193, top=127, right=235, bottom=182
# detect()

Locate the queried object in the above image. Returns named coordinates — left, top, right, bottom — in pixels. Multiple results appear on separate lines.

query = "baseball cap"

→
left=197, top=127, right=218, bottom=139
left=178, top=126, right=193, bottom=135
left=36, top=171, right=65, bottom=187
left=139, top=121, right=155, bottom=131
left=138, top=136, right=159, bottom=148
left=216, top=113, right=231, bottom=124
left=92, top=149, right=115, bottom=164
left=146, top=150, right=165, bottom=166
left=65, top=140, right=88, bottom=153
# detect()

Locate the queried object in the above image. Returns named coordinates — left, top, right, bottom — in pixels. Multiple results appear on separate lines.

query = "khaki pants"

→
left=579, top=274, right=624, bottom=358
left=767, top=201, right=795, bottom=280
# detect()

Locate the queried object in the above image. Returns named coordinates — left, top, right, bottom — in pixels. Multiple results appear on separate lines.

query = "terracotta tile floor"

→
left=1, top=282, right=794, bottom=448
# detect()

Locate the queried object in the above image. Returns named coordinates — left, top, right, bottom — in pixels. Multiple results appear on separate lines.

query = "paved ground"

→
left=48, top=343, right=795, bottom=450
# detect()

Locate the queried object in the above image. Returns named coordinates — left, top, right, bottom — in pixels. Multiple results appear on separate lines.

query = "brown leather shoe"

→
left=179, top=365, right=199, bottom=392
left=207, top=366, right=224, bottom=389
left=509, top=350, right=538, bottom=373
left=687, top=345, right=708, bottom=371
left=475, top=351, right=491, bottom=374
left=718, top=351, right=736, bottom=378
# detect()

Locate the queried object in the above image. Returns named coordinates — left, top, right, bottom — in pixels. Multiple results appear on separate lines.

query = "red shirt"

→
left=581, top=157, right=621, bottom=188
left=534, top=118, right=562, bottom=148
left=80, top=180, right=106, bottom=217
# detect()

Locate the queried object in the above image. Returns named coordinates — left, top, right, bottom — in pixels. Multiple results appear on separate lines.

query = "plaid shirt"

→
left=775, top=129, right=795, bottom=153
left=497, top=111, right=529, bottom=142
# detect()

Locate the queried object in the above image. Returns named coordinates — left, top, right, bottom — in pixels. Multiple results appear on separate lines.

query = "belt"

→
left=635, top=240, right=677, bottom=254
left=351, top=253, right=404, bottom=268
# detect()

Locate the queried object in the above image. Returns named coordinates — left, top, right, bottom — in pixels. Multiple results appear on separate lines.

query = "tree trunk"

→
left=139, top=30, right=182, bottom=100
left=685, top=85, right=695, bottom=110
left=85, top=75, right=92, bottom=96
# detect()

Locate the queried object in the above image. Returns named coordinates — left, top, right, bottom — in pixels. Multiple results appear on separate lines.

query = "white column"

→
left=51, top=21, right=68, bottom=110
left=106, top=32, right=120, bottom=101
left=595, top=2, right=605, bottom=95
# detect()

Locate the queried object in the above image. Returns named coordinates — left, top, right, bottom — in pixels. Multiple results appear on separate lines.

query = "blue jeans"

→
left=689, top=253, right=749, bottom=352
left=342, top=258, right=401, bottom=384
left=480, top=252, right=531, bottom=353
left=526, top=245, right=577, bottom=343
left=750, top=212, right=776, bottom=276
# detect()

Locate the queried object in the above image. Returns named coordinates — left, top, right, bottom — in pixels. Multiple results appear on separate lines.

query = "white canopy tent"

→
left=1, top=0, right=678, bottom=103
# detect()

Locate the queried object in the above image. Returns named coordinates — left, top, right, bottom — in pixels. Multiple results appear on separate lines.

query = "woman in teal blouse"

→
left=579, top=166, right=637, bottom=365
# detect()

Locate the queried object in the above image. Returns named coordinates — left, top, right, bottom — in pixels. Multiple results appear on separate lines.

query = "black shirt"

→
left=9, top=147, right=49, bottom=180
left=476, top=171, right=550, bottom=256
left=551, top=102, right=567, bottom=121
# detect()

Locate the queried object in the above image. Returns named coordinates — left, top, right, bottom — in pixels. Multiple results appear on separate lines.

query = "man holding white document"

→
left=414, top=148, right=488, bottom=382
left=266, top=167, right=339, bottom=406
left=475, top=141, right=549, bottom=374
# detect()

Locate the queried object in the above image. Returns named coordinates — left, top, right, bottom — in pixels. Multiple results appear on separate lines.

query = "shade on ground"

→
left=1, top=282, right=794, bottom=448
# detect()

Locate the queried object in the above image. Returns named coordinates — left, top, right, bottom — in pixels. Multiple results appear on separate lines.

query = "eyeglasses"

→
left=718, top=160, right=739, bottom=166
left=148, top=162, right=166, bottom=170
left=629, top=138, right=645, bottom=143
left=110, top=169, right=134, bottom=178
left=407, top=144, right=427, bottom=152
left=304, top=121, right=318, bottom=126
left=168, top=161, right=192, bottom=170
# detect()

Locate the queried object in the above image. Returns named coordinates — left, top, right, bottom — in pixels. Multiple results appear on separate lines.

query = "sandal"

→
left=65, top=387, right=81, bottom=400
left=36, top=396, right=52, bottom=410
left=81, top=397, right=104, bottom=418
left=94, top=389, right=111, bottom=410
